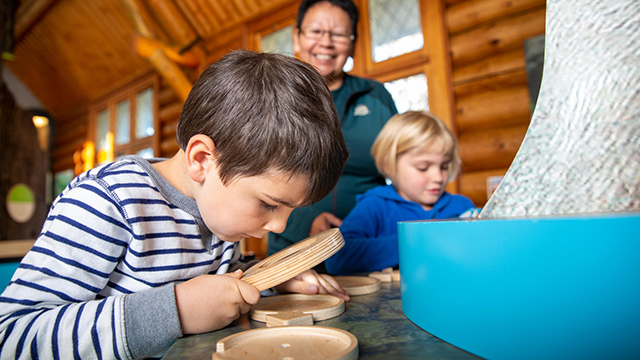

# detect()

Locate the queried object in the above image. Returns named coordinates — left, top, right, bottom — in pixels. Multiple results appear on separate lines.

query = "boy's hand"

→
left=274, top=270, right=350, bottom=302
left=175, top=270, right=260, bottom=334
left=309, top=212, right=342, bottom=236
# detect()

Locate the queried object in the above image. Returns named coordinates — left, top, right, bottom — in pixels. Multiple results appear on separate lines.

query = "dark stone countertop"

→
left=162, top=281, right=482, bottom=359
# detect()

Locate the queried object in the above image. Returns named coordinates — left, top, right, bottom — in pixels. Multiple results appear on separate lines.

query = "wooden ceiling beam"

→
left=14, top=0, right=58, bottom=43
left=145, top=0, right=198, bottom=49
left=120, top=0, right=194, bottom=102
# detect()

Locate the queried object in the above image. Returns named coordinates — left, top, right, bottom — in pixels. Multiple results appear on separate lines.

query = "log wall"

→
left=446, top=0, right=546, bottom=206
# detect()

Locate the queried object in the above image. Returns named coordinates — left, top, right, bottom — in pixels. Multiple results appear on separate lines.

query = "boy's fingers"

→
left=224, top=269, right=243, bottom=279
left=236, top=280, right=260, bottom=305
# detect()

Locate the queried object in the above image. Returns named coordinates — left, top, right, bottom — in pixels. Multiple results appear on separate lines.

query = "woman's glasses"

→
left=299, top=27, right=354, bottom=44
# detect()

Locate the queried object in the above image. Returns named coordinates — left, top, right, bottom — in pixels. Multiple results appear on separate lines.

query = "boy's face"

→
left=394, top=143, right=450, bottom=211
left=195, top=166, right=308, bottom=242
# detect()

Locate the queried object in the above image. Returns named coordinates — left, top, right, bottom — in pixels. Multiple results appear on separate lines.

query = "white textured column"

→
left=480, top=0, right=640, bottom=218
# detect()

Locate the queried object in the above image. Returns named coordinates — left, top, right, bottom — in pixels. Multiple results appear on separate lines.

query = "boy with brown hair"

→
left=0, top=50, right=349, bottom=359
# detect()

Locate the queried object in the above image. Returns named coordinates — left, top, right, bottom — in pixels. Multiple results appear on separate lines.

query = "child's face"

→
left=394, top=143, right=450, bottom=211
left=195, top=168, right=308, bottom=242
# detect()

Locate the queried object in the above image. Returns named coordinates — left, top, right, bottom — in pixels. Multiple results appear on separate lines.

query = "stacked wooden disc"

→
left=241, top=228, right=344, bottom=291
left=250, top=294, right=345, bottom=323
left=213, top=326, right=358, bottom=360
left=334, top=276, right=381, bottom=296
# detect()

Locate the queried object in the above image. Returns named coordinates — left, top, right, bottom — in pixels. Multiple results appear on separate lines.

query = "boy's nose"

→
left=263, top=211, right=291, bottom=234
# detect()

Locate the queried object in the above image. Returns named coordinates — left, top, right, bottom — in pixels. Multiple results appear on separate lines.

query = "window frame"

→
left=88, top=73, right=160, bottom=166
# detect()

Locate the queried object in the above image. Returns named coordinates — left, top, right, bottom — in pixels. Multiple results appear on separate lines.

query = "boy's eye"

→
left=261, top=201, right=277, bottom=212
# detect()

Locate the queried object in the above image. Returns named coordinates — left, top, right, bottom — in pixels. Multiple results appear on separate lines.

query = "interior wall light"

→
left=31, top=113, right=50, bottom=151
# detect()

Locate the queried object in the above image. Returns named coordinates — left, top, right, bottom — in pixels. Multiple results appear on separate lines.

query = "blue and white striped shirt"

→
left=0, top=156, right=240, bottom=359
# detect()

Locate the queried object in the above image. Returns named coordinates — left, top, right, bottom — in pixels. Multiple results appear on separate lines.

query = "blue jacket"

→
left=268, top=74, right=398, bottom=255
left=325, top=185, right=474, bottom=275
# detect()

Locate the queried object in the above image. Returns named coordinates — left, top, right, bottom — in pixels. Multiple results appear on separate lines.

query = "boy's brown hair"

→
left=177, top=50, right=348, bottom=205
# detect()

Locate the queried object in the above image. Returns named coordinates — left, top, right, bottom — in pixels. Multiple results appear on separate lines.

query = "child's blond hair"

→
left=371, top=110, right=461, bottom=183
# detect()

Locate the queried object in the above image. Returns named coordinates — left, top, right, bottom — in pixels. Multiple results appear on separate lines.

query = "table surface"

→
left=163, top=281, right=482, bottom=359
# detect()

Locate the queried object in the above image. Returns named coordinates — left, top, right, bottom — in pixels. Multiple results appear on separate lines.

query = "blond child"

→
left=325, top=111, right=474, bottom=275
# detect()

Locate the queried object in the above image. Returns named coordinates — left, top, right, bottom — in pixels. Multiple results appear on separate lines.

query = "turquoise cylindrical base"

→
left=399, top=213, right=640, bottom=360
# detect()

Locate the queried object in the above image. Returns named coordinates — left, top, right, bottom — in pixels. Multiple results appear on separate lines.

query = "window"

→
left=261, top=26, right=294, bottom=56
left=384, top=73, right=429, bottom=113
left=91, top=75, right=158, bottom=166
left=368, top=0, right=423, bottom=63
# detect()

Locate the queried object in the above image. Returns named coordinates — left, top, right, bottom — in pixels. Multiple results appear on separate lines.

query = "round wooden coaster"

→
left=334, top=276, right=381, bottom=296
left=241, top=228, right=344, bottom=291
left=213, top=326, right=358, bottom=360
left=250, top=294, right=345, bottom=322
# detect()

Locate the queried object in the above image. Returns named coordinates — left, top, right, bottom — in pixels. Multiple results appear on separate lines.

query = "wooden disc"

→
left=250, top=294, right=345, bottom=322
left=334, top=276, right=381, bottom=296
left=241, top=228, right=344, bottom=291
left=213, top=326, right=358, bottom=360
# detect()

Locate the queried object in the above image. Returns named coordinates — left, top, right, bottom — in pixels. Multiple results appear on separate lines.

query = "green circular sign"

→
left=6, top=183, right=36, bottom=223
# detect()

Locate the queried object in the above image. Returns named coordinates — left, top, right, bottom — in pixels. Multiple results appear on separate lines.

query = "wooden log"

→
left=446, top=0, right=469, bottom=5
left=119, top=0, right=170, bottom=42
left=14, top=0, right=58, bottom=42
left=454, top=69, right=529, bottom=98
left=174, top=0, right=217, bottom=35
left=162, top=121, right=177, bottom=138
left=450, top=8, right=546, bottom=66
left=145, top=0, right=197, bottom=48
left=53, top=123, right=87, bottom=148
left=459, top=168, right=509, bottom=206
left=458, top=124, right=528, bottom=172
left=456, top=86, right=531, bottom=131
left=202, top=26, right=243, bottom=54
left=453, top=48, right=526, bottom=84
left=159, top=101, right=183, bottom=124
left=147, top=48, right=192, bottom=102
left=52, top=155, right=76, bottom=174
left=160, top=137, right=180, bottom=157
left=447, top=0, right=545, bottom=34
left=133, top=36, right=199, bottom=67
left=158, top=86, right=178, bottom=107
left=52, top=138, right=84, bottom=160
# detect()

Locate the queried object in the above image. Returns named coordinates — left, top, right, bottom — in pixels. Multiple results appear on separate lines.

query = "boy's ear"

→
left=185, top=134, right=217, bottom=183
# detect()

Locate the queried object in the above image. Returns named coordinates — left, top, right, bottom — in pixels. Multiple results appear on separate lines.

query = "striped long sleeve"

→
left=0, top=157, right=240, bottom=359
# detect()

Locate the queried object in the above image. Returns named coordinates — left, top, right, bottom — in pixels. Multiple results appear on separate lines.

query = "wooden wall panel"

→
left=447, top=0, right=546, bottom=206
left=157, top=80, right=181, bottom=158
left=458, top=124, right=528, bottom=173
left=459, top=168, right=508, bottom=206
left=457, top=86, right=531, bottom=131
left=52, top=110, right=88, bottom=174
left=450, top=8, right=545, bottom=67
left=447, top=0, right=545, bottom=34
